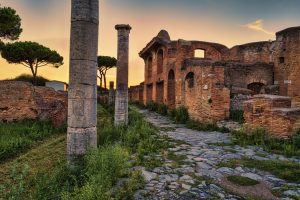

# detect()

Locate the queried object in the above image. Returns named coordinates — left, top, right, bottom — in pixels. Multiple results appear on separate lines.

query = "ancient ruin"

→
left=108, top=81, right=115, bottom=105
left=114, top=24, right=131, bottom=125
left=129, top=26, right=300, bottom=136
left=0, top=81, right=67, bottom=127
left=67, top=0, right=99, bottom=162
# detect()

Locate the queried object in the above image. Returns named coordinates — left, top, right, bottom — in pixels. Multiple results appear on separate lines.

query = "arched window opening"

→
left=194, top=49, right=205, bottom=58
left=247, top=82, right=265, bottom=94
left=185, top=72, right=195, bottom=88
left=157, top=49, right=164, bottom=74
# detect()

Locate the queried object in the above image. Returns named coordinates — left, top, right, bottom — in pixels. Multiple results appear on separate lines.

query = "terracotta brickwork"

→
left=129, top=82, right=144, bottom=102
left=135, top=27, right=300, bottom=124
left=273, top=27, right=300, bottom=107
left=244, top=95, right=300, bottom=138
left=0, top=81, right=67, bottom=127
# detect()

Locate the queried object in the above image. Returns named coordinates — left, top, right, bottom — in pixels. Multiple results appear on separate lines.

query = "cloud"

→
left=242, top=19, right=274, bottom=36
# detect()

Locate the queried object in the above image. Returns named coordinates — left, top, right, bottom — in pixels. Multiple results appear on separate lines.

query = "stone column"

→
left=114, top=24, right=131, bottom=125
left=109, top=81, right=115, bottom=105
left=67, top=0, right=99, bottom=164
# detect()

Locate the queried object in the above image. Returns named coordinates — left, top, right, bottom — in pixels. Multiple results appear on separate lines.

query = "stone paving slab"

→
left=135, top=109, right=300, bottom=200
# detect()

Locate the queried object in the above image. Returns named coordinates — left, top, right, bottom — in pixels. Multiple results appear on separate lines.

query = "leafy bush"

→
left=5, top=74, right=49, bottom=86
left=229, top=110, right=245, bottom=124
left=169, top=106, right=189, bottom=124
left=0, top=120, right=66, bottom=162
left=157, top=104, right=168, bottom=116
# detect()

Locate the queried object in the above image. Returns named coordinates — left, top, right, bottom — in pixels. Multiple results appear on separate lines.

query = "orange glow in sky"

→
left=1, top=0, right=299, bottom=86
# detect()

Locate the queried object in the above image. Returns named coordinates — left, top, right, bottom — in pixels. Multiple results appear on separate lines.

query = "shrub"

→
left=186, top=119, right=230, bottom=133
left=229, top=110, right=245, bottom=124
left=169, top=106, right=189, bottom=124
left=5, top=74, right=49, bottom=86
left=145, top=101, right=158, bottom=111
left=157, top=104, right=168, bottom=116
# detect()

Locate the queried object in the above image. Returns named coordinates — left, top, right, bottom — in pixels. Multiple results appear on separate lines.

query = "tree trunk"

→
left=67, top=0, right=99, bottom=166
left=103, top=71, right=107, bottom=90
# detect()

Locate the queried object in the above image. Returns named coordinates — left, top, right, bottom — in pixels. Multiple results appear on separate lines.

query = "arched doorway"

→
left=167, top=70, right=175, bottom=108
left=247, top=82, right=265, bottom=94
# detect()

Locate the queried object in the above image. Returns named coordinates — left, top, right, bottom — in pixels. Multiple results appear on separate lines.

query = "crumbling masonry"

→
left=129, top=26, right=300, bottom=137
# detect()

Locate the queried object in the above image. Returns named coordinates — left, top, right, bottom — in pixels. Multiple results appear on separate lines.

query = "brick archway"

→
left=247, top=82, right=265, bottom=94
left=167, top=70, right=175, bottom=108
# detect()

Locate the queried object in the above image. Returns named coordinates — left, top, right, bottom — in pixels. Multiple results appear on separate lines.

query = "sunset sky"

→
left=1, top=0, right=300, bottom=86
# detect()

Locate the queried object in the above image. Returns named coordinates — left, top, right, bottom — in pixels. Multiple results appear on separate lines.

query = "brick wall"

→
left=244, top=95, right=300, bottom=138
left=274, top=27, right=300, bottom=107
left=129, top=83, right=144, bottom=102
left=182, top=64, right=230, bottom=122
left=0, top=81, right=67, bottom=127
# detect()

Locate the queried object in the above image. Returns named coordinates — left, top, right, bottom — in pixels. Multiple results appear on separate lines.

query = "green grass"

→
left=219, top=158, right=300, bottom=183
left=231, top=127, right=300, bottom=157
left=0, top=120, right=66, bottom=162
left=0, top=135, right=66, bottom=199
left=186, top=119, right=230, bottom=133
left=0, top=103, right=167, bottom=199
left=227, top=175, right=259, bottom=186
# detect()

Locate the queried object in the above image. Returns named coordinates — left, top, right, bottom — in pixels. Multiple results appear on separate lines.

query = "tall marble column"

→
left=67, top=0, right=99, bottom=164
left=114, top=24, right=131, bottom=125
left=109, top=81, right=115, bottom=105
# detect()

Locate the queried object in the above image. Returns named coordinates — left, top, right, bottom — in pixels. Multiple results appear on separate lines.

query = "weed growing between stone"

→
left=231, top=127, right=300, bottom=157
left=227, top=175, right=259, bottom=186
left=0, top=120, right=66, bottom=162
left=219, top=158, right=300, bottom=183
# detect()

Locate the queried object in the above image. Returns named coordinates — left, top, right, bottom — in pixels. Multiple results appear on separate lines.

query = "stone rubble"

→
left=133, top=109, right=300, bottom=200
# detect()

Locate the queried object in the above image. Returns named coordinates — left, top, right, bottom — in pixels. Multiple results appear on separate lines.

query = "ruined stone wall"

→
left=274, top=27, right=300, bottom=107
left=228, top=42, right=272, bottom=64
left=0, top=81, right=67, bottom=127
left=244, top=95, right=300, bottom=138
left=182, top=64, right=230, bottom=122
left=224, top=62, right=274, bottom=90
left=129, top=83, right=144, bottom=103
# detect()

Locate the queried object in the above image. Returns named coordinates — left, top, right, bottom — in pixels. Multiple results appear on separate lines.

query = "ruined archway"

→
left=157, top=49, right=164, bottom=74
left=184, top=72, right=195, bottom=109
left=247, top=82, right=265, bottom=94
left=185, top=72, right=195, bottom=89
left=167, top=70, right=175, bottom=108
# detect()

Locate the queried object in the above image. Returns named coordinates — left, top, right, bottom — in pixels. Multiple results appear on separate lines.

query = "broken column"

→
left=67, top=0, right=99, bottom=164
left=114, top=24, right=132, bottom=125
left=109, top=81, right=115, bottom=105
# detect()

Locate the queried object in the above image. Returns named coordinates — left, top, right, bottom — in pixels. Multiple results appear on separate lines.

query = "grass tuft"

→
left=227, top=175, right=259, bottom=186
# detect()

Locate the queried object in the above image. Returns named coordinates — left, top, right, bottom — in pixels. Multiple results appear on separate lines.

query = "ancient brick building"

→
left=244, top=95, right=300, bottom=138
left=133, top=26, right=300, bottom=125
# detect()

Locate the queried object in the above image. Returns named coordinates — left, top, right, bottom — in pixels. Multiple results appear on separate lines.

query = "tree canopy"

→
left=1, top=41, right=63, bottom=85
left=97, top=56, right=117, bottom=90
left=0, top=6, right=22, bottom=41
